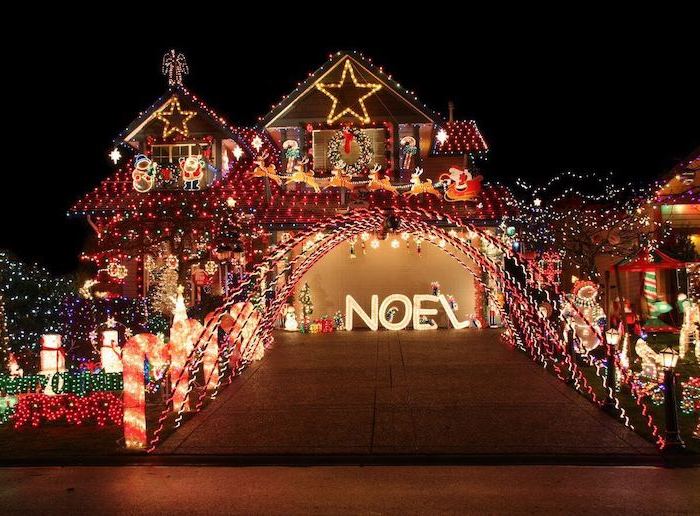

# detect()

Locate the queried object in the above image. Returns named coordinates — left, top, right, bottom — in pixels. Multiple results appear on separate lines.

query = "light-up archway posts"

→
left=141, top=208, right=663, bottom=452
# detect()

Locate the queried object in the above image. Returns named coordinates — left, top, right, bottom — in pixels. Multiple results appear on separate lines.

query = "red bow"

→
left=342, top=129, right=353, bottom=154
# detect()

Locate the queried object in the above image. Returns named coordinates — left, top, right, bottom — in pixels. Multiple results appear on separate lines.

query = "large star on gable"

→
left=155, top=96, right=197, bottom=138
left=315, top=59, right=382, bottom=124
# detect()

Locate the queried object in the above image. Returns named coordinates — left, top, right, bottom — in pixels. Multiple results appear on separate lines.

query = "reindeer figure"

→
left=367, top=164, right=398, bottom=195
left=325, top=161, right=355, bottom=191
left=404, top=168, right=440, bottom=198
left=250, top=151, right=283, bottom=185
left=285, top=157, right=321, bottom=193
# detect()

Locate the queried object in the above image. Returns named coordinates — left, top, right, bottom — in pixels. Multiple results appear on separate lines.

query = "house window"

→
left=151, top=143, right=203, bottom=164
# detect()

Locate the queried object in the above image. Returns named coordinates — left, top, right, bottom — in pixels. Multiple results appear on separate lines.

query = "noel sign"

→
left=345, top=294, right=470, bottom=331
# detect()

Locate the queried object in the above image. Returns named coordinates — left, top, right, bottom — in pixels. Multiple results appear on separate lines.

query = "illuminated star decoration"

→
left=109, top=148, right=122, bottom=164
left=155, top=96, right=197, bottom=138
left=124, top=328, right=133, bottom=339
left=105, top=316, right=117, bottom=329
left=315, top=59, right=382, bottom=124
left=251, top=135, right=263, bottom=152
left=436, top=128, right=448, bottom=146
left=533, top=198, right=542, bottom=207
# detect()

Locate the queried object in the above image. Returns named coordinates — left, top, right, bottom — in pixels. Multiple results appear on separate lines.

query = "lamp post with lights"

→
left=659, top=346, right=686, bottom=450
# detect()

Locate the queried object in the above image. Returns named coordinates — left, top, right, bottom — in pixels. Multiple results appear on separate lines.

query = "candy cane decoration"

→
left=201, top=312, right=221, bottom=392
left=123, top=333, right=169, bottom=449
left=169, top=318, right=203, bottom=413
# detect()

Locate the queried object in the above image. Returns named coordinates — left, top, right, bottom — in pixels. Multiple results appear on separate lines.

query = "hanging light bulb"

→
left=370, top=238, right=380, bottom=249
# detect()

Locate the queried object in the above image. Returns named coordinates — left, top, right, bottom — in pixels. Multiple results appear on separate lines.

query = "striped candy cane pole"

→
left=123, top=334, right=169, bottom=449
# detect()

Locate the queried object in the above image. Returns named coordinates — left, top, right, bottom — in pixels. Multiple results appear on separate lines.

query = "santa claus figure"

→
left=439, top=167, right=482, bottom=202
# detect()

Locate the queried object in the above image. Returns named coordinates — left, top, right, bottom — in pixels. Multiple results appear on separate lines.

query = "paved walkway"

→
left=3, top=465, right=698, bottom=514
left=158, top=330, right=657, bottom=458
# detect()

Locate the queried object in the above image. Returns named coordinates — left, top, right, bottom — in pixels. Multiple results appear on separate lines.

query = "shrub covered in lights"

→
left=0, top=251, right=74, bottom=372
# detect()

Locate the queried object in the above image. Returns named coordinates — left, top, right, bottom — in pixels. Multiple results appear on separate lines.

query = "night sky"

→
left=3, top=14, right=697, bottom=274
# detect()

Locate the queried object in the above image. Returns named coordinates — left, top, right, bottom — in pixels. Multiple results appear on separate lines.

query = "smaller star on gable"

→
left=155, top=96, right=197, bottom=138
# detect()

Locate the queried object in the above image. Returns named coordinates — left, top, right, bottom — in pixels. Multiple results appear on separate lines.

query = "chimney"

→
left=448, top=101, right=455, bottom=122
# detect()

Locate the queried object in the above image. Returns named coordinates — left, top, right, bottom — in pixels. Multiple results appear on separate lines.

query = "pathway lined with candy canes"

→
left=156, top=330, right=656, bottom=458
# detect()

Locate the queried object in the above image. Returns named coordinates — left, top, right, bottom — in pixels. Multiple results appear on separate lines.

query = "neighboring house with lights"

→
left=69, top=51, right=515, bottom=325
left=655, top=147, right=700, bottom=252
left=602, top=147, right=700, bottom=324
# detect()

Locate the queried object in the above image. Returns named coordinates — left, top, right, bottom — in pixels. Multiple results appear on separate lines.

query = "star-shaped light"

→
left=155, top=96, right=197, bottom=138
left=315, top=59, right=382, bottom=124
left=88, top=330, right=98, bottom=345
left=109, top=148, right=122, bottom=164
left=124, top=328, right=133, bottom=339
left=533, top=198, right=542, bottom=207
left=251, top=136, right=263, bottom=152
left=233, top=146, right=243, bottom=160
left=105, top=316, right=117, bottom=328
left=436, top=128, right=449, bottom=145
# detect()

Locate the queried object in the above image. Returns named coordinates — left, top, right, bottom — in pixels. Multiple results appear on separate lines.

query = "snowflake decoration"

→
left=124, top=328, right=133, bottom=339
left=89, top=330, right=98, bottom=345
left=109, top=148, right=122, bottom=164
left=105, top=317, right=117, bottom=329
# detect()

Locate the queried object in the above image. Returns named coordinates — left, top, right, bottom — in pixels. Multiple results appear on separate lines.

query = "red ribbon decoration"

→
left=342, top=129, right=353, bottom=154
left=40, top=345, right=66, bottom=373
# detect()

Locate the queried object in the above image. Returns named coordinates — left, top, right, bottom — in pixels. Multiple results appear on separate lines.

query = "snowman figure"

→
left=284, top=305, right=298, bottom=331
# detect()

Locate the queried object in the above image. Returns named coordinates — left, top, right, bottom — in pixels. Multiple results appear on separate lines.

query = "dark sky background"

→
left=2, top=12, right=698, bottom=274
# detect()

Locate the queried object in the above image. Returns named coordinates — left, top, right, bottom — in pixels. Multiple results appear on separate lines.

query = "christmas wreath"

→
left=327, top=127, right=373, bottom=175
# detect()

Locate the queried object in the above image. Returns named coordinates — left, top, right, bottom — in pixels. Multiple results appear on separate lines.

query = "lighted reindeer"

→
left=367, top=164, right=398, bottom=195
left=325, top=161, right=355, bottom=191
left=404, top=167, right=440, bottom=198
left=285, top=157, right=321, bottom=193
left=250, top=151, right=282, bottom=185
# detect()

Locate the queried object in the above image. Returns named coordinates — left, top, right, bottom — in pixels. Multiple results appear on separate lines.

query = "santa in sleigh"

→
left=439, top=167, right=483, bottom=202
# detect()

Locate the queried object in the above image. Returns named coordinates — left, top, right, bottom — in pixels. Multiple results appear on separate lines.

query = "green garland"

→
left=0, top=372, right=123, bottom=396
left=326, top=128, right=373, bottom=175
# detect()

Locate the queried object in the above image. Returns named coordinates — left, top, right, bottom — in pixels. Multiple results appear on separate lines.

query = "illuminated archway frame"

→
left=145, top=208, right=663, bottom=452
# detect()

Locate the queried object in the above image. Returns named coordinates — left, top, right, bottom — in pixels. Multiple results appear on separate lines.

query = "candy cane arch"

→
left=169, top=318, right=204, bottom=413
left=122, top=333, right=170, bottom=449
left=139, top=208, right=663, bottom=451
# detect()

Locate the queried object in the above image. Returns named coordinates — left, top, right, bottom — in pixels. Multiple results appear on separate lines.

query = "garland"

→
left=10, top=392, right=122, bottom=429
left=0, top=372, right=123, bottom=396
left=327, top=128, right=373, bottom=175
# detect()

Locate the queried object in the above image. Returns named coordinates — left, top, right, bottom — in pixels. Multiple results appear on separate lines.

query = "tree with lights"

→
left=299, top=283, right=313, bottom=321
left=0, top=251, right=75, bottom=373
left=147, top=265, right=179, bottom=317
left=509, top=172, right=668, bottom=282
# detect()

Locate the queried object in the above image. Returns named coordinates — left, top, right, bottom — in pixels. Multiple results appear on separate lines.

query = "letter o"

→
left=379, top=294, right=412, bottom=330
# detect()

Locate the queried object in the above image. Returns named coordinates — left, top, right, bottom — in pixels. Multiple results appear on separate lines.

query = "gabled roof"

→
left=114, top=84, right=267, bottom=159
left=431, top=120, right=489, bottom=157
left=656, top=146, right=700, bottom=200
left=617, top=248, right=689, bottom=272
left=261, top=51, right=443, bottom=128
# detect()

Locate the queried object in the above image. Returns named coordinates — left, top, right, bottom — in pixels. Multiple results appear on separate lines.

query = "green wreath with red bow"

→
left=327, top=127, right=374, bottom=175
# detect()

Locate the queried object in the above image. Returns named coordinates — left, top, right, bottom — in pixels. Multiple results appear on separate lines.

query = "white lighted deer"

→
left=250, top=151, right=283, bottom=185
left=404, top=167, right=440, bottom=198
left=285, top=157, right=321, bottom=193
left=325, top=161, right=355, bottom=191
left=367, top=164, right=398, bottom=195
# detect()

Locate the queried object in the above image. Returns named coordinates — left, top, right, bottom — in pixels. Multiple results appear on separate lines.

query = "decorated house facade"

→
left=70, top=51, right=515, bottom=324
